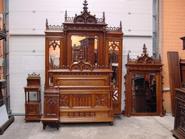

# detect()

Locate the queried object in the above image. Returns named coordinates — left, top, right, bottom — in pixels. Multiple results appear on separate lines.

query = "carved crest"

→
left=28, top=72, right=40, bottom=78
left=70, top=60, right=93, bottom=71
left=64, top=0, right=105, bottom=24
left=127, top=44, right=160, bottom=64
left=73, top=0, right=97, bottom=24
left=46, top=0, right=122, bottom=32
left=137, top=44, right=154, bottom=63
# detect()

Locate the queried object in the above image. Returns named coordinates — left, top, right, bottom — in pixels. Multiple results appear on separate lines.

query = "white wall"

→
left=9, top=0, right=153, bottom=113
left=122, top=37, right=152, bottom=109
left=9, top=36, right=45, bottom=113
left=9, top=0, right=152, bottom=35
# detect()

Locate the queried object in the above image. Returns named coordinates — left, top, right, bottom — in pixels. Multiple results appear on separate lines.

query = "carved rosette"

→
left=96, top=95, right=108, bottom=106
left=46, top=97, right=58, bottom=105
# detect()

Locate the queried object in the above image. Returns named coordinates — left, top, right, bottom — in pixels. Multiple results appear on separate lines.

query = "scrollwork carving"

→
left=96, top=95, right=108, bottom=106
left=60, top=95, right=70, bottom=106
left=106, top=27, right=122, bottom=32
left=127, top=44, right=160, bottom=64
left=28, top=72, right=40, bottom=78
left=49, top=40, right=60, bottom=50
left=73, top=0, right=97, bottom=24
left=70, top=60, right=94, bottom=71
left=46, top=97, right=58, bottom=105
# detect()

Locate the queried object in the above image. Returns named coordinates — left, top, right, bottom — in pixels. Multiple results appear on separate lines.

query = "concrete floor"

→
left=1, top=115, right=175, bottom=139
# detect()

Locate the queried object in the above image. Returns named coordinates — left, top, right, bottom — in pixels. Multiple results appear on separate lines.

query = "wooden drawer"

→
left=53, top=75, right=109, bottom=86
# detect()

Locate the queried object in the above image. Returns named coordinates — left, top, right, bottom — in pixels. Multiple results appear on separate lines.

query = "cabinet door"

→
left=25, top=103, right=40, bottom=115
left=131, top=73, right=157, bottom=113
left=44, top=93, right=59, bottom=118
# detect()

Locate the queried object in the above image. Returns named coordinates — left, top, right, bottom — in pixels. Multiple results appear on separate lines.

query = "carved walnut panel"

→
left=173, top=89, right=185, bottom=138
left=44, top=94, right=59, bottom=118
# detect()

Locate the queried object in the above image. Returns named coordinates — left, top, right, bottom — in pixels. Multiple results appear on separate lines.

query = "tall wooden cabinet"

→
left=125, top=45, right=164, bottom=116
left=171, top=37, right=185, bottom=139
left=42, top=0, right=123, bottom=125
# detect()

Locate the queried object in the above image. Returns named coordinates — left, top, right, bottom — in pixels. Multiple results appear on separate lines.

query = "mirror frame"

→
left=70, top=34, right=99, bottom=65
left=125, top=45, right=164, bottom=116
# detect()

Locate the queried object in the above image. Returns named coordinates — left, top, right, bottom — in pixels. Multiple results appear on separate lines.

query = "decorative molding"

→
left=106, top=26, right=121, bottom=32
left=65, top=0, right=105, bottom=24
left=136, top=44, right=154, bottom=63
left=45, top=0, right=122, bottom=33
left=70, top=60, right=94, bottom=71
left=28, top=72, right=40, bottom=78
left=127, top=44, right=161, bottom=64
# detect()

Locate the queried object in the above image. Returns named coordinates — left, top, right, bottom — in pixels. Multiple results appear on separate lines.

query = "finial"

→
left=103, top=12, right=105, bottom=22
left=65, top=10, right=67, bottom=21
left=83, top=0, right=88, bottom=12
left=127, top=50, right=131, bottom=62
left=143, top=44, right=147, bottom=55
left=120, top=21, right=122, bottom=31
left=46, top=18, right=48, bottom=29
left=3, top=23, right=6, bottom=32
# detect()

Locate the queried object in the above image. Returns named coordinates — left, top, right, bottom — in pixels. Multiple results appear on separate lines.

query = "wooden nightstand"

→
left=24, top=73, right=41, bottom=122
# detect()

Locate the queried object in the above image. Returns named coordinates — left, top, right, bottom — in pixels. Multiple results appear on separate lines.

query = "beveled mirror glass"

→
left=132, top=73, right=157, bottom=113
left=49, top=40, right=60, bottom=69
left=71, top=35, right=98, bottom=64
left=109, top=46, right=119, bottom=85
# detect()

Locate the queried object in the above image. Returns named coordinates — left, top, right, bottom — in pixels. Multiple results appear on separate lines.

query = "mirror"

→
left=71, top=35, right=98, bottom=64
left=49, top=40, right=60, bottom=69
left=132, top=73, right=157, bottom=113
left=108, top=41, right=119, bottom=87
left=110, top=52, right=119, bottom=86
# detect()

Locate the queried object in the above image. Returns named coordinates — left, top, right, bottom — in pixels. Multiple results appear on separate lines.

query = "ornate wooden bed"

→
left=42, top=0, right=123, bottom=126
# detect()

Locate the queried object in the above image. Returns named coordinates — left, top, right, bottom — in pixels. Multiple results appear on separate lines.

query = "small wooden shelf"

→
left=24, top=73, right=41, bottom=122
